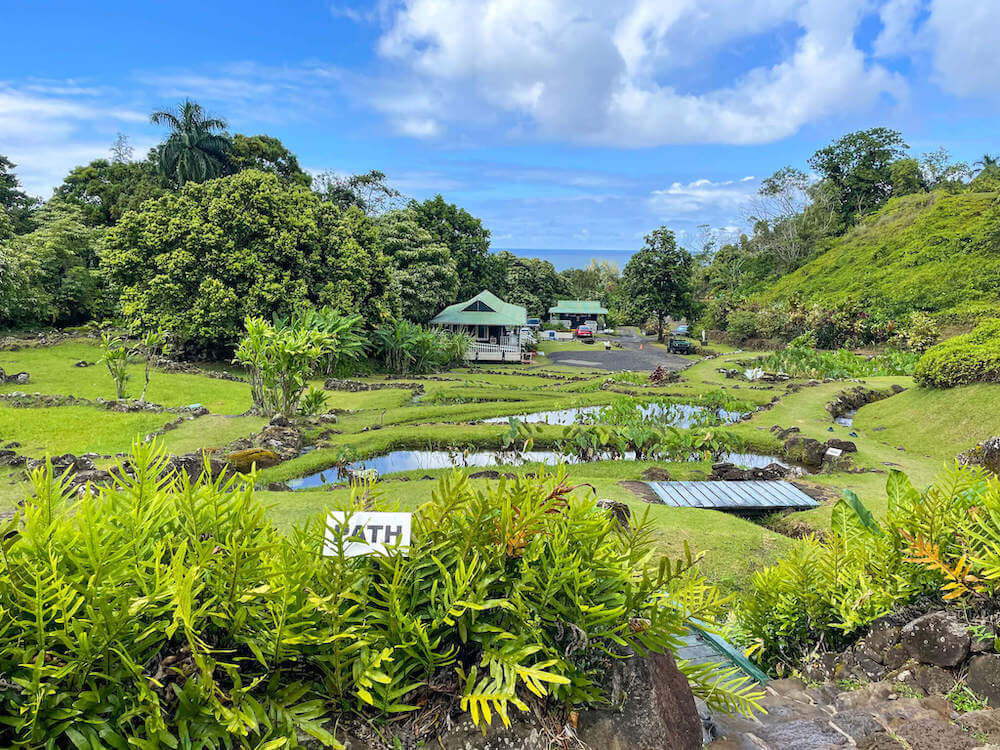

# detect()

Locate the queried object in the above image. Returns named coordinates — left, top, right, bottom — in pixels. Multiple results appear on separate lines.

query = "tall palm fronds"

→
left=150, top=99, right=232, bottom=185
left=973, top=154, right=999, bottom=176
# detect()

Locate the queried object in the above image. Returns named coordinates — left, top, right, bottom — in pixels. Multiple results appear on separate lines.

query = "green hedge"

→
left=914, top=320, right=1000, bottom=387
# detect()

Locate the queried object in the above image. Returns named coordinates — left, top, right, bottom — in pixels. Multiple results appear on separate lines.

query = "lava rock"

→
left=640, top=466, right=672, bottom=481
left=969, top=654, right=1000, bottom=708
left=596, top=499, right=632, bottom=529
left=901, top=612, right=970, bottom=668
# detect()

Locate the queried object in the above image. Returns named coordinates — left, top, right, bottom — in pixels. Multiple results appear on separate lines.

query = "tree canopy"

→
left=408, top=195, right=502, bottom=301
left=54, top=158, right=166, bottom=227
left=229, top=134, right=311, bottom=187
left=377, top=209, right=458, bottom=323
left=807, top=128, right=908, bottom=225
left=622, top=227, right=694, bottom=340
left=102, top=170, right=398, bottom=354
left=494, top=251, right=568, bottom=318
left=0, top=155, right=40, bottom=234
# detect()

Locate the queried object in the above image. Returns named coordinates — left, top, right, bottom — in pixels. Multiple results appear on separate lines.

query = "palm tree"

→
left=150, top=100, right=232, bottom=185
left=973, top=154, right=999, bottom=176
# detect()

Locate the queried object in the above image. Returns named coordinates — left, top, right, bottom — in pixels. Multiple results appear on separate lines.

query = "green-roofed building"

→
left=431, top=290, right=529, bottom=362
left=547, top=300, right=609, bottom=329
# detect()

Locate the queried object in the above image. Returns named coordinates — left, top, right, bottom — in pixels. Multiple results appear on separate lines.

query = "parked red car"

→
left=575, top=324, right=594, bottom=339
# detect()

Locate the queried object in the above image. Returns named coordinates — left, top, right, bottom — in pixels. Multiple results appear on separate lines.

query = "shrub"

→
left=914, top=319, right=1000, bottom=387
left=371, top=320, right=472, bottom=375
left=737, top=466, right=991, bottom=673
left=234, top=316, right=335, bottom=416
left=898, top=311, right=940, bottom=353
left=0, top=442, right=759, bottom=747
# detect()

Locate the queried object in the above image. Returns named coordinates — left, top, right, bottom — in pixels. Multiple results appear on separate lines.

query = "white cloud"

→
left=924, top=0, right=1000, bottom=98
left=0, top=83, right=149, bottom=196
left=647, top=177, right=758, bottom=217
left=371, top=0, right=905, bottom=146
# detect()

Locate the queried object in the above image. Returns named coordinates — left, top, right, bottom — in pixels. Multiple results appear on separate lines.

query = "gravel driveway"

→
left=542, top=328, right=691, bottom=372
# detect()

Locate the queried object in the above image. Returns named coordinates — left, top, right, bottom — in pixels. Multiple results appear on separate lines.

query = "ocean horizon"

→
left=500, top=248, right=635, bottom=272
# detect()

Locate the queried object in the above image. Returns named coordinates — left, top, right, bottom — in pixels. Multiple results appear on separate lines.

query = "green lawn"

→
left=0, top=342, right=252, bottom=414
left=6, top=334, right=996, bottom=596
left=0, top=404, right=171, bottom=456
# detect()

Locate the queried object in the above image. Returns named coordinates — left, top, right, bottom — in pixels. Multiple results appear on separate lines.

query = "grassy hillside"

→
left=762, top=189, right=1000, bottom=321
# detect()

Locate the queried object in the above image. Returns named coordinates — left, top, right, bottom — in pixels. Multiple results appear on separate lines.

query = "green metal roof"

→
left=548, top=300, right=609, bottom=315
left=430, top=290, right=527, bottom=327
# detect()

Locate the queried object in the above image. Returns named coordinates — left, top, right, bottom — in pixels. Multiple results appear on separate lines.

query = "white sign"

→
left=324, top=511, right=412, bottom=557
left=825, top=447, right=843, bottom=458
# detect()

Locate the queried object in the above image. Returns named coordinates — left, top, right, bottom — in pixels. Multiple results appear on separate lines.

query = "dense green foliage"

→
left=229, top=134, right=311, bottom=187
left=494, top=250, right=568, bottom=317
left=370, top=319, right=471, bottom=375
left=102, top=170, right=398, bottom=354
left=0, top=155, right=40, bottom=233
left=914, top=319, right=1000, bottom=388
left=377, top=210, right=458, bottom=323
left=758, top=342, right=919, bottom=379
left=0, top=442, right=758, bottom=747
left=807, top=128, right=908, bottom=226
left=408, top=195, right=502, bottom=301
left=760, top=191, right=1000, bottom=321
left=0, top=202, right=104, bottom=327
left=54, top=157, right=166, bottom=227
left=622, top=227, right=694, bottom=340
left=738, top=466, right=993, bottom=673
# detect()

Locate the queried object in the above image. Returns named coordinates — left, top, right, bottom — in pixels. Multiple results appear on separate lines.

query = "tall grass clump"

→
left=0, top=440, right=760, bottom=748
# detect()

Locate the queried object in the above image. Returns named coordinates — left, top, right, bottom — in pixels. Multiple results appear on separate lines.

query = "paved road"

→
left=543, top=327, right=691, bottom=372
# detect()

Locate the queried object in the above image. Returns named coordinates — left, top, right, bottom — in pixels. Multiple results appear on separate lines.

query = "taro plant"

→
left=0, top=440, right=761, bottom=748
left=234, top=315, right=335, bottom=417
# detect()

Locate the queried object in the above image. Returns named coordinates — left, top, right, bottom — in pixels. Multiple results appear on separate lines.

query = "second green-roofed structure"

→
left=547, top=300, right=609, bottom=329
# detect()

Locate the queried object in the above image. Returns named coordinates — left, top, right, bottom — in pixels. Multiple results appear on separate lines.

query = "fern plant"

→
left=0, top=439, right=761, bottom=748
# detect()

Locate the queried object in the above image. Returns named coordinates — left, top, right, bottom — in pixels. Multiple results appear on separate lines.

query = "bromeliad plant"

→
left=0, top=440, right=761, bottom=748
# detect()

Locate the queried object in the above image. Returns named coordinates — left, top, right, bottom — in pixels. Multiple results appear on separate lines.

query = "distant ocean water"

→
left=500, top=248, right=634, bottom=272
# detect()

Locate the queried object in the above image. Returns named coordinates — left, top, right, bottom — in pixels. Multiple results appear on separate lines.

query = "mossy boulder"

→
left=226, top=448, right=281, bottom=473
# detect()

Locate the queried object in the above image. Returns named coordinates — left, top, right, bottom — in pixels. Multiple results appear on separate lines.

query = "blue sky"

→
left=3, top=0, right=1000, bottom=265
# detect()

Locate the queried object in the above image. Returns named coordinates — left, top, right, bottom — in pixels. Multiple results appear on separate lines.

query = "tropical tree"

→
left=974, top=154, right=999, bottom=175
left=409, top=195, right=504, bottom=300
left=377, top=209, right=458, bottom=323
left=0, top=155, right=40, bottom=233
left=495, top=250, right=568, bottom=318
left=54, top=157, right=166, bottom=227
left=102, top=170, right=397, bottom=354
left=228, top=134, right=311, bottom=186
left=150, top=99, right=232, bottom=185
left=808, top=128, right=908, bottom=226
left=315, top=169, right=403, bottom=215
left=622, top=227, right=694, bottom=341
